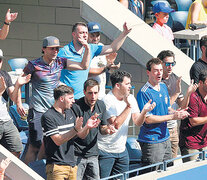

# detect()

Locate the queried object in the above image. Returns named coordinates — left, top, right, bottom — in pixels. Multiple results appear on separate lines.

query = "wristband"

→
left=4, top=21, right=10, bottom=25
left=74, top=127, right=78, bottom=133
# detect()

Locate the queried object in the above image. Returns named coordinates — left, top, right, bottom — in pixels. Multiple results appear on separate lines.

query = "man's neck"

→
left=43, top=56, right=53, bottom=66
left=112, top=89, right=124, bottom=101
left=53, top=102, right=65, bottom=114
left=84, top=97, right=95, bottom=111
left=199, top=88, right=207, bottom=103
left=162, top=73, right=170, bottom=80
left=73, top=40, right=84, bottom=54
left=148, top=80, right=160, bottom=91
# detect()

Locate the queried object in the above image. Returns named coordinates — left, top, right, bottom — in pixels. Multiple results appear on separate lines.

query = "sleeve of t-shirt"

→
left=190, top=63, right=199, bottom=84
left=188, top=93, right=199, bottom=118
left=90, top=44, right=103, bottom=58
left=97, top=100, right=108, bottom=126
left=23, top=61, right=35, bottom=75
left=2, top=71, right=13, bottom=88
left=129, top=94, right=140, bottom=114
left=137, top=90, right=152, bottom=116
left=41, top=113, right=59, bottom=137
left=103, top=96, right=117, bottom=120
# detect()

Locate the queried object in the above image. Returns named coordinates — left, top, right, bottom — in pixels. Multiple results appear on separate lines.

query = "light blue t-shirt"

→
left=137, top=82, right=170, bottom=144
left=58, top=41, right=103, bottom=99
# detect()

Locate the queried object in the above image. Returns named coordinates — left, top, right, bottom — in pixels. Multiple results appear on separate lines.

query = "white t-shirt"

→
left=88, top=43, right=107, bottom=100
left=0, top=96, right=11, bottom=122
left=98, top=91, right=139, bottom=153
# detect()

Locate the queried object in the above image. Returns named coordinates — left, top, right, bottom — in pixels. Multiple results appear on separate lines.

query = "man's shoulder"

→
left=139, top=82, right=151, bottom=93
left=191, top=59, right=207, bottom=68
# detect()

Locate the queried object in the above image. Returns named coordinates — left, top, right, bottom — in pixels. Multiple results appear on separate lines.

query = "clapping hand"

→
left=143, top=99, right=156, bottom=113
left=5, top=9, right=18, bottom=23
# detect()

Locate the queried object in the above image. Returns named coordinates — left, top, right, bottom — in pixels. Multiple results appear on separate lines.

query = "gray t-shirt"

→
left=162, top=73, right=184, bottom=128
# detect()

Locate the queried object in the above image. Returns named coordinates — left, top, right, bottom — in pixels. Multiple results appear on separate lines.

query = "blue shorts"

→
left=0, top=120, right=23, bottom=152
left=27, top=108, right=44, bottom=148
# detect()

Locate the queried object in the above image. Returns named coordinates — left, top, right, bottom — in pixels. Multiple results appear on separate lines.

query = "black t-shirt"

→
left=72, top=97, right=107, bottom=158
left=0, top=70, right=13, bottom=101
left=41, top=106, right=77, bottom=166
left=190, top=59, right=207, bottom=84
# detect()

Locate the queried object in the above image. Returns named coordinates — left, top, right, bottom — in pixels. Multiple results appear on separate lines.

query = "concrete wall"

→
left=0, top=0, right=146, bottom=95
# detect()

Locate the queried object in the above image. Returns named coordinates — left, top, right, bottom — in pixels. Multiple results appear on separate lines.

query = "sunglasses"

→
left=164, top=62, right=176, bottom=67
left=47, top=47, right=60, bottom=51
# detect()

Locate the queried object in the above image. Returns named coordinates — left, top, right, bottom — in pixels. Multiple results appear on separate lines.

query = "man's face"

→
left=88, top=32, right=101, bottom=44
left=162, top=56, right=175, bottom=77
left=84, top=85, right=99, bottom=107
left=118, top=77, right=132, bottom=96
left=62, top=93, right=75, bottom=109
left=155, top=12, right=169, bottom=24
left=42, top=47, right=59, bottom=62
left=147, top=63, right=163, bottom=86
left=72, top=25, right=88, bottom=46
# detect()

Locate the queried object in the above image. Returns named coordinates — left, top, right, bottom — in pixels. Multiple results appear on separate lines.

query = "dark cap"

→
left=87, top=22, right=101, bottom=33
left=152, top=2, right=175, bottom=14
left=42, top=36, right=63, bottom=48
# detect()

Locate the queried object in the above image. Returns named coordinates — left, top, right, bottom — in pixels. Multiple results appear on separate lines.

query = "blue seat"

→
left=9, top=103, right=29, bottom=131
left=151, top=0, right=170, bottom=7
left=175, top=0, right=192, bottom=11
left=8, top=58, right=28, bottom=71
left=8, top=58, right=28, bottom=100
left=168, top=11, right=190, bottom=51
left=29, top=159, right=46, bottom=179
left=19, top=130, right=29, bottom=160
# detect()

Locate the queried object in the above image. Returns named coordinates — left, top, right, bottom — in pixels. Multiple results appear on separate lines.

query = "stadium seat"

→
left=175, top=0, right=192, bottom=11
left=9, top=103, right=29, bottom=131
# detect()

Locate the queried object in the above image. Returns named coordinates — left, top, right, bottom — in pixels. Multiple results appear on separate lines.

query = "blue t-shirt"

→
left=58, top=41, right=103, bottom=99
left=137, top=82, right=170, bottom=143
left=23, top=57, right=67, bottom=112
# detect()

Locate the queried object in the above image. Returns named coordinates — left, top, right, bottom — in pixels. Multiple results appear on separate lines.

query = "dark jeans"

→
left=139, top=139, right=172, bottom=174
left=99, top=148, right=129, bottom=179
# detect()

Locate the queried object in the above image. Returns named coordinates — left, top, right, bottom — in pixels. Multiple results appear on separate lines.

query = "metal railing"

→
left=100, top=150, right=207, bottom=180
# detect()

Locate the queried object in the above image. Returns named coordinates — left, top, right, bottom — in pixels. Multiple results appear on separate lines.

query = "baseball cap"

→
left=152, top=2, right=175, bottom=14
left=87, top=22, right=101, bottom=33
left=42, top=36, right=63, bottom=48
left=0, top=49, right=4, bottom=59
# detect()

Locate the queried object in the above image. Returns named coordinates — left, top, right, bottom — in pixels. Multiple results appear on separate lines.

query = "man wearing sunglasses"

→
left=158, top=50, right=198, bottom=159
left=16, top=36, right=91, bottom=165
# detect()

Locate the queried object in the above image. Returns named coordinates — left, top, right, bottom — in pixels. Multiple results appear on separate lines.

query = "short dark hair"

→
left=72, top=22, right=87, bottom=32
left=110, top=71, right=132, bottom=88
left=200, top=35, right=207, bottom=48
left=54, top=85, right=74, bottom=100
left=199, top=69, right=207, bottom=82
left=84, top=79, right=100, bottom=91
left=146, top=58, right=162, bottom=71
left=157, top=50, right=175, bottom=62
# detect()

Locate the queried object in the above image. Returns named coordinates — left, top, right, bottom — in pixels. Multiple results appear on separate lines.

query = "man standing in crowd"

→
left=137, top=58, right=189, bottom=173
left=190, top=35, right=207, bottom=83
left=0, top=9, right=18, bottom=40
left=179, top=70, right=207, bottom=163
left=0, top=49, right=31, bottom=157
left=72, top=79, right=115, bottom=180
left=98, top=71, right=155, bottom=178
left=87, top=22, right=120, bottom=99
left=42, top=85, right=100, bottom=179
left=59, top=21, right=131, bottom=99
left=158, top=50, right=198, bottom=158
left=17, top=36, right=91, bottom=165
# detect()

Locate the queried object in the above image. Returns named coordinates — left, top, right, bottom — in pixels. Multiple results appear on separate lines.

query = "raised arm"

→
left=0, top=9, right=18, bottom=40
left=66, top=40, right=90, bottom=70
left=132, top=99, right=156, bottom=126
left=100, top=22, right=131, bottom=55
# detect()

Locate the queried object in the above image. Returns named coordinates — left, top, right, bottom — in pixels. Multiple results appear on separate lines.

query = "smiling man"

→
left=137, top=58, right=189, bottom=173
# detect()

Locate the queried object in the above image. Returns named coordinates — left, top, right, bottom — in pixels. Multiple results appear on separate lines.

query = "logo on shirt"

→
left=165, top=96, right=168, bottom=104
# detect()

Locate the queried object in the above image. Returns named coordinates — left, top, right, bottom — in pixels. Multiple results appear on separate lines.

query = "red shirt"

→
left=179, top=91, right=207, bottom=149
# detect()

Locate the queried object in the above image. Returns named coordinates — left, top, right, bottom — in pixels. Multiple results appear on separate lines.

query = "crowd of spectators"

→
left=1, top=0, right=207, bottom=179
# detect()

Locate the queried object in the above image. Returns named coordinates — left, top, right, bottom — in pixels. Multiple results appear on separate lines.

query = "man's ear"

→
left=59, top=96, right=64, bottom=102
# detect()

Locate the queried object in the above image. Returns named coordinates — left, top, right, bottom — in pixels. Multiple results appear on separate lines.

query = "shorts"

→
left=27, top=108, right=44, bottom=148
left=0, top=120, right=23, bottom=152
